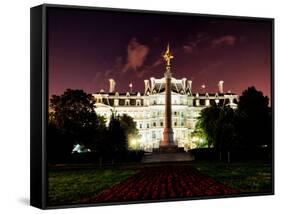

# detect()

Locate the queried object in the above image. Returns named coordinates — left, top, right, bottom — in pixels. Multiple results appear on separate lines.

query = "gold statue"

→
left=163, top=43, right=174, bottom=66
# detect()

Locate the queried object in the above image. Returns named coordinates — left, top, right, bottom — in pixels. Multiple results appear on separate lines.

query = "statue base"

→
left=154, top=144, right=184, bottom=153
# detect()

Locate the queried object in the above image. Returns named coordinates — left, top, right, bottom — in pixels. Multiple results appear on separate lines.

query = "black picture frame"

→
left=30, top=4, right=274, bottom=209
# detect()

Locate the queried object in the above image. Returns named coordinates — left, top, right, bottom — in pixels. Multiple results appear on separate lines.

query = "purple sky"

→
left=48, top=7, right=272, bottom=101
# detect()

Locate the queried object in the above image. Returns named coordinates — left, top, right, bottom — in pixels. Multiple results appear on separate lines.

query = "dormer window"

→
left=96, top=96, right=103, bottom=103
left=114, top=99, right=119, bottom=106
left=136, top=99, right=141, bottom=106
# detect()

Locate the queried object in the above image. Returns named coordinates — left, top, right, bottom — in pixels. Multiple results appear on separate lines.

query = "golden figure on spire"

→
left=163, top=43, right=174, bottom=66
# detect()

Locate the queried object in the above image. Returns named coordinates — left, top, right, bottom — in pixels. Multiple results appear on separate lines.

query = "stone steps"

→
left=142, top=152, right=195, bottom=163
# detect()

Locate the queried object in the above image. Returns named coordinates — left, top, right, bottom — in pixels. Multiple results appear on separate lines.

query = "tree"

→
left=196, top=105, right=221, bottom=148
left=194, top=105, right=237, bottom=161
left=107, top=112, right=128, bottom=163
left=236, top=87, right=271, bottom=148
left=47, top=120, right=74, bottom=162
left=49, top=89, right=106, bottom=157
left=119, top=114, right=140, bottom=150
left=194, top=86, right=272, bottom=162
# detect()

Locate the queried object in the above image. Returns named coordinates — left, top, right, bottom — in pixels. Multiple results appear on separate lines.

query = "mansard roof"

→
left=150, top=77, right=191, bottom=94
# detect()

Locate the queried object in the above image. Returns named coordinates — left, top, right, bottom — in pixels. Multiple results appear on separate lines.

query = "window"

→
left=153, top=122, right=156, bottom=127
left=174, top=122, right=177, bottom=126
left=152, top=131, right=156, bottom=139
left=125, top=99, right=130, bottom=106
left=147, top=124, right=150, bottom=128
left=136, top=99, right=141, bottom=106
left=140, top=123, right=142, bottom=129
left=114, top=99, right=119, bottom=106
left=160, top=122, right=163, bottom=127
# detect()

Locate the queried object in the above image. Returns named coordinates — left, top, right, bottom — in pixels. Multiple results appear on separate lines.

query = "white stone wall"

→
left=93, top=93, right=208, bottom=152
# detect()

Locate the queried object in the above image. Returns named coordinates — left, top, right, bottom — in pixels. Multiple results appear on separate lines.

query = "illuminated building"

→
left=92, top=47, right=238, bottom=152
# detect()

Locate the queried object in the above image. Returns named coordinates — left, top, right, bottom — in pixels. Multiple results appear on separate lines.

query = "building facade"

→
left=92, top=77, right=238, bottom=152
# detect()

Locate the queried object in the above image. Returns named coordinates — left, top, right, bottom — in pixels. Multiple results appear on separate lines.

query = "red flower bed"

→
left=93, top=166, right=237, bottom=203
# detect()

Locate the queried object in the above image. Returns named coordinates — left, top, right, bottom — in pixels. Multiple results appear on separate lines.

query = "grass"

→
left=193, top=161, right=272, bottom=193
left=48, top=166, right=137, bottom=206
left=47, top=161, right=272, bottom=206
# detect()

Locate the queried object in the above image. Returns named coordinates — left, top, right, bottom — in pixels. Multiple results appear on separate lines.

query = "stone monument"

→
left=159, top=44, right=178, bottom=152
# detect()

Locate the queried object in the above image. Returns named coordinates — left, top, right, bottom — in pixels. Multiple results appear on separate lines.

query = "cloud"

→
left=182, top=34, right=210, bottom=54
left=196, top=60, right=224, bottom=79
left=122, top=38, right=149, bottom=73
left=211, top=35, right=237, bottom=47
left=136, top=57, right=163, bottom=79
left=104, top=69, right=113, bottom=78
left=182, top=45, right=194, bottom=54
left=151, top=58, right=162, bottom=68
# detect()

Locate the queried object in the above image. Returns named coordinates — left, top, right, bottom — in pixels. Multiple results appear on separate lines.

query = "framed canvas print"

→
left=30, top=4, right=274, bottom=209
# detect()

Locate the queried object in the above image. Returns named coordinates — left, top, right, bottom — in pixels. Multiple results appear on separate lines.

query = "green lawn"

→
left=47, top=161, right=272, bottom=206
left=193, top=161, right=272, bottom=193
left=48, top=166, right=137, bottom=206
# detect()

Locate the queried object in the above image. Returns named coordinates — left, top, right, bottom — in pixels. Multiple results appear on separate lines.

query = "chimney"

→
left=109, top=78, right=115, bottom=93
left=218, top=80, right=224, bottom=93
left=144, top=79, right=150, bottom=94
left=182, top=78, right=187, bottom=91
left=188, top=80, right=192, bottom=92
left=150, top=77, right=155, bottom=91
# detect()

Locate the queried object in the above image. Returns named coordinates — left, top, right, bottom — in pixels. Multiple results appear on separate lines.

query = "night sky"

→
left=48, top=7, right=272, bottom=100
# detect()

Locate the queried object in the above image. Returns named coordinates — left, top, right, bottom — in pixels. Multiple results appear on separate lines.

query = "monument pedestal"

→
left=159, top=144, right=179, bottom=153
left=153, top=143, right=185, bottom=153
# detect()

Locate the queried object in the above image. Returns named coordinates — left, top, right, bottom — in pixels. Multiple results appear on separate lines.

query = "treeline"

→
left=48, top=89, right=142, bottom=164
left=192, top=87, right=272, bottom=161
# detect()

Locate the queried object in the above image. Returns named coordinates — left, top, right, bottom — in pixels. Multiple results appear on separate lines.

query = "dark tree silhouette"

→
left=107, top=112, right=128, bottom=163
left=237, top=87, right=271, bottom=148
left=196, top=105, right=221, bottom=148
left=194, top=86, right=272, bottom=161
left=119, top=114, right=139, bottom=147
left=47, top=121, right=74, bottom=162
left=49, top=89, right=106, bottom=159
